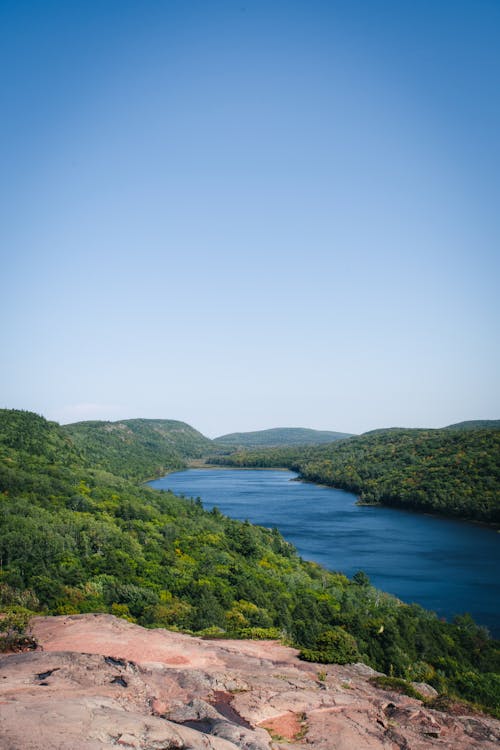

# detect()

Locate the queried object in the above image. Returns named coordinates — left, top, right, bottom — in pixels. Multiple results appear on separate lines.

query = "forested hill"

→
left=62, top=418, right=213, bottom=480
left=444, top=419, right=500, bottom=431
left=214, top=426, right=353, bottom=448
left=0, top=408, right=499, bottom=715
left=210, top=427, right=500, bottom=523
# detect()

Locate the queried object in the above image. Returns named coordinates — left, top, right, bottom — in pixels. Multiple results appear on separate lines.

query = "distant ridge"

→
left=362, top=421, right=500, bottom=436
left=214, top=426, right=353, bottom=448
left=444, top=419, right=500, bottom=430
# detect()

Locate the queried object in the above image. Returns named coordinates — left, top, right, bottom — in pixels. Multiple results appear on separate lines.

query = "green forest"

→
left=0, top=409, right=499, bottom=717
left=211, top=428, right=500, bottom=523
left=63, top=418, right=213, bottom=480
left=213, top=426, right=353, bottom=448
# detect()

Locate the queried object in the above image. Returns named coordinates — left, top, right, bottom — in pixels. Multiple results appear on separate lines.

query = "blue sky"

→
left=1, top=0, right=499, bottom=436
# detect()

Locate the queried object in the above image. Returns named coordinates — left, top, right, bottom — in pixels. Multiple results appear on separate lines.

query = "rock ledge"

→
left=0, top=614, right=497, bottom=750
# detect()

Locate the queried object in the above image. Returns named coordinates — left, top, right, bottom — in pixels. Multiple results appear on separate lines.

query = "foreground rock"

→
left=0, top=615, right=497, bottom=749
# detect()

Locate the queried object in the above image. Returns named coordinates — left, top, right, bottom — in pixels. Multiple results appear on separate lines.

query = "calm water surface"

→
left=149, top=468, right=500, bottom=636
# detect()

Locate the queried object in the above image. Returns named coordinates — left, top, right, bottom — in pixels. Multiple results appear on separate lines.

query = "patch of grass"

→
left=264, top=728, right=285, bottom=742
left=427, top=693, right=500, bottom=720
left=294, top=712, right=308, bottom=740
left=369, top=676, right=426, bottom=701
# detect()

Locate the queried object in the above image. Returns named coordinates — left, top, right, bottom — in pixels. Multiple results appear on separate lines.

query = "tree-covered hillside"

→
left=63, top=418, right=213, bottom=480
left=214, top=427, right=352, bottom=448
left=444, top=419, right=500, bottom=431
left=210, top=428, right=500, bottom=523
left=1, top=410, right=499, bottom=715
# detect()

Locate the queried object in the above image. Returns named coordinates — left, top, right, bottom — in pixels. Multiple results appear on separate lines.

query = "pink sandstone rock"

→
left=0, top=614, right=497, bottom=750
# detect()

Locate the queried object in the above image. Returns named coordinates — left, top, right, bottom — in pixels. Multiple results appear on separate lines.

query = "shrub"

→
left=239, top=626, right=283, bottom=640
left=299, top=627, right=359, bottom=664
left=0, top=607, right=37, bottom=652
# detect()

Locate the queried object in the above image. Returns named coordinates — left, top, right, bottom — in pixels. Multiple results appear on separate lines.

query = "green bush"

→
left=239, top=626, right=283, bottom=640
left=299, top=627, right=359, bottom=664
left=0, top=607, right=38, bottom=652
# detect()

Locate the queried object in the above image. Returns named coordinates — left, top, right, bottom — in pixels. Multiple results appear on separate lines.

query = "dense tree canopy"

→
left=62, top=418, right=214, bottom=480
left=213, top=427, right=353, bottom=448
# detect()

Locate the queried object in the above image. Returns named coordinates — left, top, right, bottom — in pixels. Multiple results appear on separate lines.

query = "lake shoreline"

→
left=273, top=473, right=500, bottom=531
left=149, top=467, right=500, bottom=636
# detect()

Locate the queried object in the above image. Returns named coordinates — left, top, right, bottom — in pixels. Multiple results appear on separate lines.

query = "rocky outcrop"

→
left=0, top=614, right=498, bottom=749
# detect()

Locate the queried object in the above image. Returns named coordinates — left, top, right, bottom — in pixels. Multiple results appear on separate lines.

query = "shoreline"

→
left=146, top=463, right=500, bottom=531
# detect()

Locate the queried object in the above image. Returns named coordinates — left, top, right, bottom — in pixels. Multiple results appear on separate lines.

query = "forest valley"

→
left=0, top=409, right=499, bottom=717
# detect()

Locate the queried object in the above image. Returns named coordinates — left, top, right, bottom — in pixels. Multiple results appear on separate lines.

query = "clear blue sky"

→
left=1, top=0, right=499, bottom=436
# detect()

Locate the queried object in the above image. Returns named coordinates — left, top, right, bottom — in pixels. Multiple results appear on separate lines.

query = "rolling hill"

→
left=63, top=418, right=213, bottom=480
left=444, top=419, right=500, bottom=431
left=214, top=426, right=353, bottom=448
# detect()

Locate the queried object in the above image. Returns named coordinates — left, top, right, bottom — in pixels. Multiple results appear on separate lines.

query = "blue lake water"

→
left=149, top=468, right=500, bottom=636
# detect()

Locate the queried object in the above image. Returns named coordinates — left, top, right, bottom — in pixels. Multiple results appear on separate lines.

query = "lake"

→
left=149, top=468, right=500, bottom=636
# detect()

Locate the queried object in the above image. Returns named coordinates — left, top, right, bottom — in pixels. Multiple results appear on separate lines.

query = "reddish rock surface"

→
left=0, top=614, right=497, bottom=749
